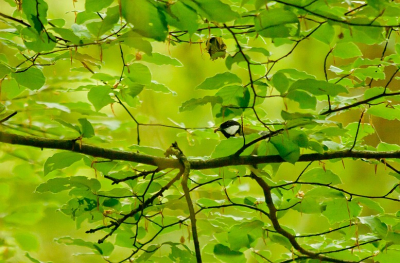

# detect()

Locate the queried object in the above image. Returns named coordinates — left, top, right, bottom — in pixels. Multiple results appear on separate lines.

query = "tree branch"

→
left=171, top=142, right=202, bottom=263
left=3, top=131, right=400, bottom=170
left=251, top=174, right=358, bottom=263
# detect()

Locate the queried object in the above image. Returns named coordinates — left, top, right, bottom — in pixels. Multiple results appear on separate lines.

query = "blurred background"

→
left=0, top=0, right=399, bottom=262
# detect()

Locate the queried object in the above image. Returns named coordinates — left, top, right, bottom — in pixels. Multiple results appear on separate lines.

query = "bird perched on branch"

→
left=214, top=119, right=269, bottom=139
left=214, top=120, right=242, bottom=138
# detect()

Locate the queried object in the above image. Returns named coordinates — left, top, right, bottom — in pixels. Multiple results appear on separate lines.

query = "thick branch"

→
left=2, top=131, right=400, bottom=170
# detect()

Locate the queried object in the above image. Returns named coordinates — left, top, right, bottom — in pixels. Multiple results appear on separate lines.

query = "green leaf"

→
left=322, top=199, right=362, bottom=224
left=76, top=11, right=98, bottom=24
left=1, top=78, right=26, bottom=99
left=48, top=18, right=65, bottom=27
left=270, top=134, right=300, bottom=164
left=301, top=168, right=342, bottom=185
left=44, top=152, right=84, bottom=176
left=354, top=66, right=385, bottom=81
left=141, top=53, right=183, bottom=67
left=54, top=237, right=114, bottom=256
left=197, top=198, right=223, bottom=208
left=345, top=122, right=375, bottom=141
left=125, top=63, right=152, bottom=85
left=248, top=47, right=270, bottom=57
left=312, top=22, right=335, bottom=45
left=333, top=42, right=363, bottom=59
left=225, top=53, right=247, bottom=70
left=179, top=96, right=222, bottom=112
left=21, top=27, right=56, bottom=52
left=120, top=31, right=152, bottom=55
left=375, top=250, right=400, bottom=263
left=98, top=187, right=134, bottom=198
left=54, top=119, right=80, bottom=133
left=254, top=8, right=299, bottom=38
left=292, top=197, right=322, bottom=214
left=135, top=245, right=159, bottom=262
left=272, top=71, right=289, bottom=94
left=269, top=234, right=292, bottom=249
left=22, top=0, right=48, bottom=33
left=212, top=134, right=258, bottom=158
left=289, top=79, right=348, bottom=96
left=364, top=87, right=385, bottom=103
left=91, top=73, right=115, bottom=81
left=279, top=68, right=316, bottom=80
left=87, top=6, right=119, bottom=37
left=146, top=81, right=176, bottom=95
left=36, top=176, right=100, bottom=193
left=167, top=1, right=199, bottom=36
left=119, top=84, right=144, bottom=107
left=367, top=104, right=400, bottom=120
left=377, top=142, right=400, bottom=152
left=286, top=90, right=317, bottom=109
left=353, top=197, right=384, bottom=214
left=359, top=216, right=388, bottom=236
left=196, top=72, right=242, bottom=90
left=169, top=244, right=196, bottom=263
left=50, top=28, right=81, bottom=45
left=85, top=0, right=113, bottom=12
left=12, top=67, right=45, bottom=90
left=87, top=85, right=115, bottom=111
left=213, top=244, right=246, bottom=263
left=216, top=85, right=247, bottom=106
left=103, top=198, right=120, bottom=207
left=0, top=63, right=11, bottom=78
left=78, top=118, right=95, bottom=138
left=37, top=101, right=70, bottom=113
left=228, top=220, right=264, bottom=250
left=121, top=0, right=168, bottom=41
left=182, top=0, right=240, bottom=23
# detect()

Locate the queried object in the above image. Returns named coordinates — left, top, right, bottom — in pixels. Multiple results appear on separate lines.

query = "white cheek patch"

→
left=225, top=125, right=240, bottom=135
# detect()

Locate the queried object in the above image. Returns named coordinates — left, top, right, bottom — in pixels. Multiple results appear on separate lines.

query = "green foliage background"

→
left=0, top=0, right=400, bottom=262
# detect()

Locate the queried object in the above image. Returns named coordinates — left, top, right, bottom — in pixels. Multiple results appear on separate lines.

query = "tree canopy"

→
left=0, top=0, right=400, bottom=262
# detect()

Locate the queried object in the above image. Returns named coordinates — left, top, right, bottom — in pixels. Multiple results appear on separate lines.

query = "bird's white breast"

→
left=225, top=125, right=240, bottom=135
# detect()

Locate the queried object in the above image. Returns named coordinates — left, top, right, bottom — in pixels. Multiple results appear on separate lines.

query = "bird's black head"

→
left=214, top=120, right=241, bottom=138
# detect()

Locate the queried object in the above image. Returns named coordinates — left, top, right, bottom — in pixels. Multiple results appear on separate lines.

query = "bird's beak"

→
left=214, top=127, right=220, bottom=133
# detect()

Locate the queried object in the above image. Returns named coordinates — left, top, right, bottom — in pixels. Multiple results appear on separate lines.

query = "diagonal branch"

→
left=251, top=173, right=359, bottom=263
left=172, top=142, right=202, bottom=263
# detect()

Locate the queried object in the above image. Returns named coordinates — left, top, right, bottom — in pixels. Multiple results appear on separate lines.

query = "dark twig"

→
left=251, top=174, right=356, bottom=262
left=349, top=110, right=365, bottom=151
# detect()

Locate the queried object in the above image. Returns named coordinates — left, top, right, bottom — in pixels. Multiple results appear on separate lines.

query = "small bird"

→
left=214, top=120, right=242, bottom=138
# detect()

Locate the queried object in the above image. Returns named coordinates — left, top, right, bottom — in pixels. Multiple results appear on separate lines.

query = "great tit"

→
left=214, top=120, right=271, bottom=139
left=214, top=120, right=242, bottom=138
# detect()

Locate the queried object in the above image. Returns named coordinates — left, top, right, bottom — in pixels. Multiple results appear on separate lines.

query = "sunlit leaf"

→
left=196, top=72, right=242, bottom=90
left=125, top=63, right=152, bottom=85
left=141, top=53, right=183, bottom=67
left=87, top=85, right=115, bottom=111
left=12, top=67, right=45, bottom=90
left=255, top=8, right=299, bottom=38
left=179, top=96, right=222, bottom=112
left=121, top=0, right=168, bottom=41
left=43, top=152, right=85, bottom=176
left=301, top=168, right=342, bottom=185
left=85, top=0, right=113, bottom=12
left=322, top=199, right=362, bottom=224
